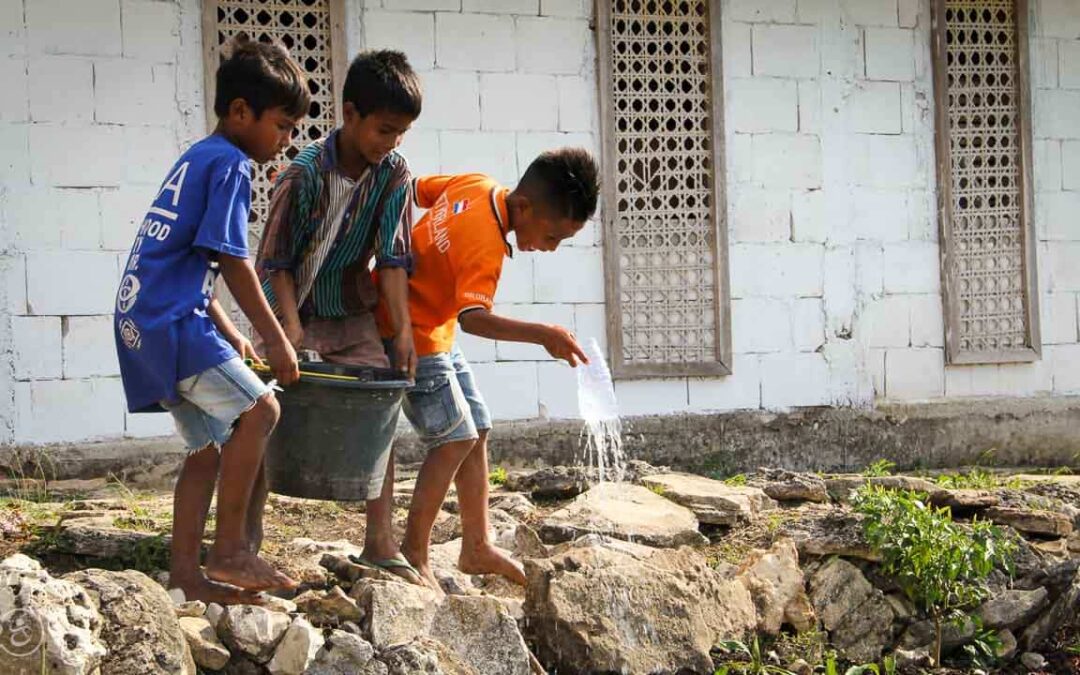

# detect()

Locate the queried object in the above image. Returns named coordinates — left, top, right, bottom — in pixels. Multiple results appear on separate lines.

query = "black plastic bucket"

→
left=263, top=362, right=411, bottom=501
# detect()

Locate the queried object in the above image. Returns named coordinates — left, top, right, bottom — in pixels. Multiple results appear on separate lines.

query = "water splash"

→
left=576, top=338, right=625, bottom=483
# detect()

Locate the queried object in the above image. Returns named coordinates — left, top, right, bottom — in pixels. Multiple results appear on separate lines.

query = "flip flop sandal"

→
left=348, top=553, right=423, bottom=581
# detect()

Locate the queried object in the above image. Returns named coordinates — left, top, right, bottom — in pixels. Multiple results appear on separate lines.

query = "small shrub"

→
left=861, top=460, right=895, bottom=478
left=647, top=483, right=667, bottom=496
left=934, top=468, right=1025, bottom=490
left=488, top=466, right=508, bottom=486
left=723, top=474, right=748, bottom=487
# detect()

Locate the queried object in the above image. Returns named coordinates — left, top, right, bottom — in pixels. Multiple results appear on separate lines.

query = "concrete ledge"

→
left=4, top=397, right=1079, bottom=482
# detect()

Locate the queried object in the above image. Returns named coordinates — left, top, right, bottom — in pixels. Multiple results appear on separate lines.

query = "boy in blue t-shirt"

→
left=114, top=40, right=308, bottom=604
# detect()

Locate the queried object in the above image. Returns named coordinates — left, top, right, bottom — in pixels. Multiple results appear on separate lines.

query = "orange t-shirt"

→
left=379, top=174, right=512, bottom=356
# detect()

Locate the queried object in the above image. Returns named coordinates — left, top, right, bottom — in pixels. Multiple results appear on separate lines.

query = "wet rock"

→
left=430, top=595, right=532, bottom=675
left=175, top=600, right=207, bottom=618
left=179, top=616, right=231, bottom=671
left=524, top=540, right=756, bottom=673
left=295, top=586, right=363, bottom=626
left=267, top=616, right=324, bottom=675
left=976, top=588, right=1048, bottom=630
left=513, top=523, right=549, bottom=559
left=353, top=579, right=440, bottom=647
left=984, top=507, right=1074, bottom=537
left=307, top=630, right=386, bottom=675
left=807, top=557, right=894, bottom=663
left=639, top=472, right=777, bottom=525
left=0, top=556, right=107, bottom=675
left=380, top=637, right=479, bottom=675
left=927, top=488, right=1000, bottom=509
left=490, top=492, right=536, bottom=520
left=505, top=465, right=593, bottom=500
left=737, top=538, right=815, bottom=634
left=1021, top=652, right=1047, bottom=671
left=66, top=568, right=195, bottom=674
left=1020, top=565, right=1080, bottom=651
left=825, top=475, right=938, bottom=502
left=539, top=482, right=707, bottom=548
left=757, top=469, right=830, bottom=503
left=217, top=604, right=291, bottom=663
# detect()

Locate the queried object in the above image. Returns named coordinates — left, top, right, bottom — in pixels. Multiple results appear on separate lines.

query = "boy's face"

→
left=228, top=100, right=300, bottom=163
left=511, top=200, right=583, bottom=253
left=341, top=103, right=415, bottom=166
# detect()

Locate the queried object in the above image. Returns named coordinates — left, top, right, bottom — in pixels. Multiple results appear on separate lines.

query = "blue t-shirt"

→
left=114, top=134, right=252, bottom=413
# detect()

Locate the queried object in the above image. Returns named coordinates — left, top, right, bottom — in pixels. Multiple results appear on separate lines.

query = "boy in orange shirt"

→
left=383, top=148, right=600, bottom=589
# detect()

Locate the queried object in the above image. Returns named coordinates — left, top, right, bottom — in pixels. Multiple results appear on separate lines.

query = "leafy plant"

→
left=862, top=460, right=895, bottom=478
left=852, top=485, right=1016, bottom=666
left=933, top=468, right=1024, bottom=490
left=647, top=483, right=667, bottom=496
left=960, top=620, right=1003, bottom=670
left=714, top=637, right=793, bottom=675
left=488, top=466, right=508, bottom=486
left=723, top=473, right=748, bottom=487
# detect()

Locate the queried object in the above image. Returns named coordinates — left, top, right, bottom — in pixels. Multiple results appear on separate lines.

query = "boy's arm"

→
left=206, top=296, right=262, bottom=365
left=374, top=163, right=416, bottom=377
left=218, top=254, right=300, bottom=385
left=268, top=271, right=304, bottom=348
left=458, top=309, right=588, bottom=367
left=377, top=268, right=416, bottom=377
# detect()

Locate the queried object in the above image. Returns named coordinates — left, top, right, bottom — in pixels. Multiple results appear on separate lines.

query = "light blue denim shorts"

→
left=403, top=345, right=492, bottom=452
left=161, top=357, right=273, bottom=453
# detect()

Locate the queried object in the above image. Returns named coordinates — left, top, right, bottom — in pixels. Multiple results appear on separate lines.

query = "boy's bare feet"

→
left=205, top=549, right=297, bottom=592
left=458, top=543, right=527, bottom=587
left=400, top=547, right=445, bottom=599
left=170, top=573, right=265, bottom=606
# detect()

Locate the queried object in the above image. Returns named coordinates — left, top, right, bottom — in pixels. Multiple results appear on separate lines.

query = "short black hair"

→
left=518, top=148, right=600, bottom=222
left=342, top=50, right=422, bottom=118
left=214, top=37, right=311, bottom=120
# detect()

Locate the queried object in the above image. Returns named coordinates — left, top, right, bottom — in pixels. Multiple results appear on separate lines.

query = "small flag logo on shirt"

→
left=452, top=199, right=469, bottom=215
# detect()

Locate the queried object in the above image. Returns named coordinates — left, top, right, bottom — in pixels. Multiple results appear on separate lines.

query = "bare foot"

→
left=458, top=543, right=527, bottom=586
left=170, top=573, right=265, bottom=606
left=205, top=549, right=297, bottom=592
left=400, top=548, right=445, bottom=599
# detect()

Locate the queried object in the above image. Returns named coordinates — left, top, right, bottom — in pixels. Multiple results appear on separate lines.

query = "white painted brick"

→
left=1037, top=90, right=1080, bottom=140
left=0, top=0, right=26, bottom=56
left=857, top=295, right=909, bottom=348
left=864, top=28, right=914, bottom=81
left=1062, top=140, right=1080, bottom=191
left=1037, top=190, right=1080, bottom=240
left=1048, top=242, right=1080, bottom=292
left=855, top=242, right=884, bottom=297
left=848, top=189, right=907, bottom=242
left=494, top=302, right=574, bottom=360
left=534, top=246, right=603, bottom=303
left=516, top=131, right=595, bottom=168
left=1052, top=343, right=1080, bottom=393
left=470, top=361, right=538, bottom=419
left=480, top=73, right=558, bottom=131
left=123, top=125, right=179, bottom=186
left=729, top=133, right=753, bottom=185
left=945, top=365, right=1005, bottom=398
left=614, top=378, right=688, bottom=417
left=493, top=254, right=535, bottom=304
left=30, top=124, right=124, bottom=187
left=27, top=0, right=121, bottom=56
left=850, top=134, right=919, bottom=187
left=840, top=0, right=898, bottom=26
left=797, top=81, right=821, bottom=133
left=906, top=190, right=935, bottom=241
left=729, top=78, right=798, bottom=133
left=456, top=327, right=497, bottom=363
left=730, top=186, right=790, bottom=243
left=732, top=298, right=792, bottom=353
left=823, top=341, right=871, bottom=405
left=363, top=10, right=435, bottom=70
left=727, top=0, right=796, bottom=23
left=397, top=129, right=440, bottom=179
left=537, top=361, right=580, bottom=419
left=516, top=17, right=589, bottom=75
left=440, top=128, right=514, bottom=185
left=908, top=293, right=944, bottom=348
left=751, top=134, right=822, bottom=189
left=436, top=13, right=515, bottom=72
left=10, top=187, right=102, bottom=250
left=1060, top=40, right=1080, bottom=89
left=124, top=410, right=176, bottom=439
left=573, top=303, right=607, bottom=355
left=0, top=122, right=30, bottom=186
left=26, top=251, right=118, bottom=315
left=752, top=25, right=819, bottom=78
left=1034, top=140, right=1063, bottom=192
left=885, top=348, right=944, bottom=400
left=1033, top=38, right=1059, bottom=89
left=120, top=0, right=179, bottom=63
left=541, top=0, right=589, bottom=17
left=897, top=0, right=918, bottom=28
left=791, top=189, right=826, bottom=243
left=867, top=347, right=886, bottom=397
left=1042, top=292, right=1079, bottom=344
left=416, top=70, right=479, bottom=130
left=464, top=0, right=537, bottom=12
left=761, top=352, right=830, bottom=409
left=1040, top=0, right=1080, bottom=40
left=383, top=0, right=459, bottom=10
left=100, top=185, right=155, bottom=251
left=94, top=60, right=175, bottom=126
left=998, top=360, right=1053, bottom=397
left=14, top=377, right=125, bottom=444
left=723, top=20, right=751, bottom=79
left=0, top=57, right=28, bottom=122
left=557, top=75, right=596, bottom=133
left=823, top=246, right=856, bottom=333
left=731, top=243, right=824, bottom=298
left=849, top=81, right=902, bottom=134
left=687, top=354, right=762, bottom=412
left=883, top=241, right=939, bottom=294
left=12, top=316, right=62, bottom=380
left=793, top=297, right=825, bottom=350
left=0, top=253, right=28, bottom=315
left=28, top=55, right=93, bottom=123
left=63, top=315, right=119, bottom=378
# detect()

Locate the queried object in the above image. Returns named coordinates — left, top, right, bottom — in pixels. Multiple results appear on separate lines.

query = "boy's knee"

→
left=244, top=393, right=280, bottom=435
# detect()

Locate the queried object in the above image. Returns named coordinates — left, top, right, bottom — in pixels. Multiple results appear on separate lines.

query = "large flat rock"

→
left=639, top=473, right=777, bottom=525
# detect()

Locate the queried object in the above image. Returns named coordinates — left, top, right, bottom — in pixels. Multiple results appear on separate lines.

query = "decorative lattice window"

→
left=201, top=0, right=346, bottom=236
left=596, top=0, right=731, bottom=378
left=931, top=0, right=1040, bottom=364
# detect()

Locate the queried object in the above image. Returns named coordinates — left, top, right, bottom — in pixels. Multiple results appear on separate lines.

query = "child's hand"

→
left=540, top=325, right=589, bottom=367
left=227, top=333, right=262, bottom=365
left=266, top=338, right=300, bottom=386
left=283, top=319, right=304, bottom=349
left=391, top=329, right=417, bottom=379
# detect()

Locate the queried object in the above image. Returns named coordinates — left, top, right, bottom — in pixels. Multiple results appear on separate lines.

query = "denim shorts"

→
left=161, top=357, right=273, bottom=453
left=403, top=345, right=492, bottom=452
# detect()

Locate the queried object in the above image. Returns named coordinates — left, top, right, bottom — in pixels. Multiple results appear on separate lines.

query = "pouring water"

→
left=576, top=337, right=625, bottom=483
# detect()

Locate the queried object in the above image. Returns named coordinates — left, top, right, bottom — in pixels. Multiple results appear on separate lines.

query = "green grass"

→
left=488, top=466, right=508, bottom=486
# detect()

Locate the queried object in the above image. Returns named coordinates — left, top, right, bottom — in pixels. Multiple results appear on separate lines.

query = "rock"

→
left=787, top=659, right=813, bottom=675
left=976, top=588, right=1048, bottom=630
left=381, top=637, right=479, bottom=675
left=1069, top=531, right=1080, bottom=552
left=430, top=595, right=532, bottom=675
left=307, top=630, right=386, bottom=675
left=639, top=472, right=777, bottom=525
left=1020, top=565, right=1080, bottom=651
left=54, top=523, right=178, bottom=561
left=175, top=600, right=207, bottom=618
left=267, top=616, right=324, bottom=675
left=66, top=568, right=195, bottom=674
left=179, top=616, right=231, bottom=671
left=807, top=558, right=894, bottom=663
left=539, top=482, right=707, bottom=548
left=1031, top=538, right=1068, bottom=556
left=505, top=465, right=592, bottom=500
left=825, top=475, right=939, bottom=502
left=223, top=654, right=264, bottom=674
left=295, top=586, right=363, bottom=626
left=353, top=579, right=440, bottom=647
left=784, top=507, right=879, bottom=561
left=984, top=507, right=1073, bottom=537
left=218, top=604, right=291, bottom=663
left=736, top=538, right=815, bottom=634
left=884, top=593, right=914, bottom=620
left=927, top=488, right=1001, bottom=509
left=341, top=620, right=362, bottom=635
left=206, top=602, right=225, bottom=629
left=0, top=557, right=107, bottom=674
left=260, top=594, right=298, bottom=614
left=756, top=469, right=830, bottom=503
left=1021, top=652, right=1047, bottom=671
left=900, top=617, right=975, bottom=650
left=513, top=523, right=549, bottom=559
left=893, top=648, right=931, bottom=668
left=524, top=540, right=756, bottom=673
left=490, top=492, right=536, bottom=519
left=997, top=629, right=1018, bottom=660
left=168, top=587, right=187, bottom=605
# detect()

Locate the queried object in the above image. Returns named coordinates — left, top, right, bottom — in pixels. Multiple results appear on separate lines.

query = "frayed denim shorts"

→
left=402, top=345, right=492, bottom=452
